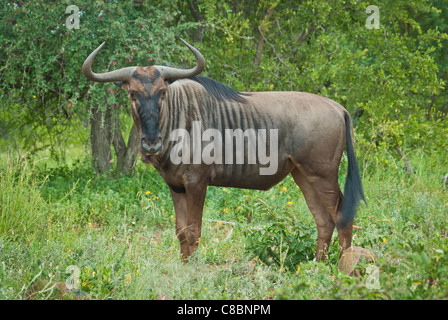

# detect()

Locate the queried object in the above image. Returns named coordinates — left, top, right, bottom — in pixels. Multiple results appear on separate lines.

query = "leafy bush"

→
left=244, top=209, right=318, bottom=271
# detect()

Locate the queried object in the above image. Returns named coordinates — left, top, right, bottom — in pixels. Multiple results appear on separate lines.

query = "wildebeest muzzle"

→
left=140, top=135, right=162, bottom=155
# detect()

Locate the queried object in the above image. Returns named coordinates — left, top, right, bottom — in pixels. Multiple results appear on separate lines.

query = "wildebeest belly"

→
left=209, top=156, right=295, bottom=190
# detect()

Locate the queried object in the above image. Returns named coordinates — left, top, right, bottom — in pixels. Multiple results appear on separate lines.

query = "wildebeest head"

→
left=82, top=39, right=205, bottom=156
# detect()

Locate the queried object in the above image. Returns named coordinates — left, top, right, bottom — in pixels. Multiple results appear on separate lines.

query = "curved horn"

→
left=82, top=42, right=137, bottom=82
left=156, top=38, right=205, bottom=80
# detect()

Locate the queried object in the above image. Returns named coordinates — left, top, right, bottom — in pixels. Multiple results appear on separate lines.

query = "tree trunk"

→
left=90, top=105, right=138, bottom=177
left=90, top=105, right=113, bottom=176
left=396, top=146, right=414, bottom=174
left=253, top=3, right=278, bottom=66
left=112, top=117, right=139, bottom=176
left=254, top=26, right=265, bottom=67
left=188, top=0, right=205, bottom=43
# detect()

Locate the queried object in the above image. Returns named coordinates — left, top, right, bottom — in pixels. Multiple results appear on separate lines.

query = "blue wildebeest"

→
left=82, top=39, right=365, bottom=262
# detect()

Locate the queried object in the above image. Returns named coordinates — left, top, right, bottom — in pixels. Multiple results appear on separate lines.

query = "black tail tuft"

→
left=338, top=112, right=366, bottom=229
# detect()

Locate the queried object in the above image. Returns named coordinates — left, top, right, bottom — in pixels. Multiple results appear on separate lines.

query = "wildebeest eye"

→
left=129, top=91, right=138, bottom=101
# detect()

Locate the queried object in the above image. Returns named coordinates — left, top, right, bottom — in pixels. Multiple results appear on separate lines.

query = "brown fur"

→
left=135, top=78, right=356, bottom=261
left=84, top=45, right=364, bottom=263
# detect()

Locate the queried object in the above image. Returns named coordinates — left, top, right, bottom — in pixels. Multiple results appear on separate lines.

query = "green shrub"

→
left=0, top=156, right=48, bottom=241
left=244, top=208, right=318, bottom=271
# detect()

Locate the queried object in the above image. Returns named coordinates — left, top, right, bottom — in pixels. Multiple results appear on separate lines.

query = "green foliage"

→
left=244, top=209, right=317, bottom=271
left=40, top=155, right=173, bottom=227
left=1, top=0, right=448, bottom=301
left=194, top=0, right=448, bottom=170
left=2, top=0, right=448, bottom=168
left=0, top=0, right=198, bottom=158
left=0, top=149, right=447, bottom=299
left=0, top=156, right=48, bottom=241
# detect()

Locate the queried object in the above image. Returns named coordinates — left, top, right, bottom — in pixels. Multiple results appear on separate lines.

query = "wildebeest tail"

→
left=338, top=112, right=366, bottom=229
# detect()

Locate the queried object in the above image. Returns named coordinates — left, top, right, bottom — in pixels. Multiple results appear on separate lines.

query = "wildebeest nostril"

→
left=141, top=137, right=162, bottom=155
left=141, top=139, right=151, bottom=152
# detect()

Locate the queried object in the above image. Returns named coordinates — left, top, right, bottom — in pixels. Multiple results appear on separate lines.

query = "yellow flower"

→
left=282, top=187, right=287, bottom=191
left=170, top=215, right=174, bottom=218
left=287, top=201, right=293, bottom=205
left=67, top=249, right=71, bottom=253
left=88, top=222, right=92, bottom=227
left=82, top=282, right=86, bottom=287
left=33, top=95, right=36, bottom=98
left=237, top=206, right=242, bottom=210
left=146, top=191, right=151, bottom=194
left=223, top=208, right=228, bottom=213
left=204, top=287, right=207, bottom=290
left=156, top=197, right=159, bottom=200
left=382, top=238, right=387, bottom=243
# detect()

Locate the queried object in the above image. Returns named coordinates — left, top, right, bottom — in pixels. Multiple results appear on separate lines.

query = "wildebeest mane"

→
left=171, top=76, right=249, bottom=103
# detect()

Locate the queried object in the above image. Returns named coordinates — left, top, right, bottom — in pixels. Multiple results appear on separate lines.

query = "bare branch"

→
left=396, top=146, right=414, bottom=174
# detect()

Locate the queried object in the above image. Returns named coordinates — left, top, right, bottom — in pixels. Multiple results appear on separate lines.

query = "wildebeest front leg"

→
left=169, top=187, right=191, bottom=260
left=183, top=175, right=208, bottom=259
left=170, top=174, right=208, bottom=261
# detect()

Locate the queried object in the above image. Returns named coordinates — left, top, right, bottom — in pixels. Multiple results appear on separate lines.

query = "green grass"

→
left=0, top=149, right=447, bottom=300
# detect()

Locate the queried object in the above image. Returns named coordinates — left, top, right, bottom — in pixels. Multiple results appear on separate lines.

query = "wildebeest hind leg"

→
left=290, top=168, right=336, bottom=262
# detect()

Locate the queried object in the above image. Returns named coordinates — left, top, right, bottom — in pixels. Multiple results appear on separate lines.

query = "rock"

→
left=338, top=246, right=377, bottom=276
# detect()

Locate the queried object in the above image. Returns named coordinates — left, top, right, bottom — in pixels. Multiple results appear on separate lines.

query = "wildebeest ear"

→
left=114, top=81, right=129, bottom=91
